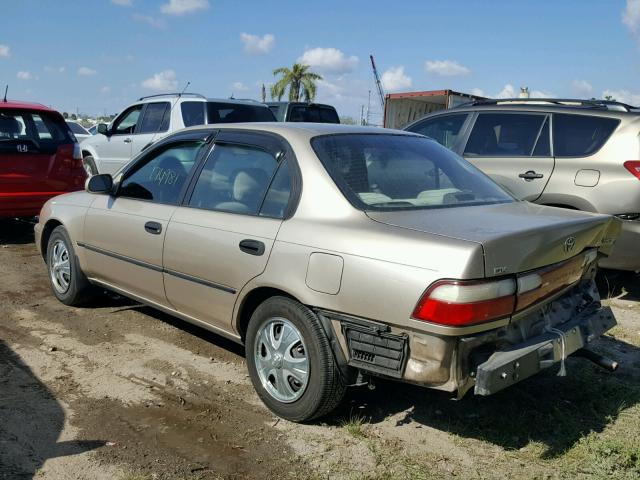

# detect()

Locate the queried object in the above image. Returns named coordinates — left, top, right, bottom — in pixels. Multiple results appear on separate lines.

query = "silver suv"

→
left=80, top=93, right=274, bottom=175
left=405, top=98, right=640, bottom=271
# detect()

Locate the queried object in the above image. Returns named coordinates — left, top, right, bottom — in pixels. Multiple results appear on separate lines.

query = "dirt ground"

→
left=1, top=218, right=639, bottom=480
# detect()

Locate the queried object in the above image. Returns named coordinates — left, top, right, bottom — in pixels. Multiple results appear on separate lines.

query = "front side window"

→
left=312, top=134, right=513, bottom=211
left=408, top=114, right=468, bottom=150
left=112, top=105, right=143, bottom=135
left=188, top=143, right=280, bottom=215
left=138, top=102, right=170, bottom=133
left=464, top=113, right=549, bottom=157
left=553, top=114, right=619, bottom=157
left=118, top=141, right=204, bottom=204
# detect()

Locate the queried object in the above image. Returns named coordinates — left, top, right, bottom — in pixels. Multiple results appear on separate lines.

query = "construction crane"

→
left=369, top=55, right=385, bottom=109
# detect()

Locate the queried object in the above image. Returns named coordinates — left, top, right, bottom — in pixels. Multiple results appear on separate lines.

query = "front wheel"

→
left=46, top=226, right=96, bottom=305
left=245, top=296, right=346, bottom=422
left=82, top=155, right=98, bottom=177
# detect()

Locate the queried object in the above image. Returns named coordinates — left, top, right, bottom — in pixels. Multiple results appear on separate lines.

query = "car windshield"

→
left=206, top=102, right=275, bottom=123
left=312, top=133, right=514, bottom=211
left=289, top=105, right=340, bottom=123
left=66, top=121, right=89, bottom=135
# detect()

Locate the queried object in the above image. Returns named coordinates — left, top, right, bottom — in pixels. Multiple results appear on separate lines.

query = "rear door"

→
left=0, top=109, right=72, bottom=198
left=163, top=131, right=294, bottom=332
left=462, top=112, right=553, bottom=201
left=130, top=101, right=171, bottom=158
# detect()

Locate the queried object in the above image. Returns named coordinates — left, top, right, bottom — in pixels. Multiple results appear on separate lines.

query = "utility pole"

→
left=261, top=84, right=266, bottom=103
left=366, top=89, right=372, bottom=126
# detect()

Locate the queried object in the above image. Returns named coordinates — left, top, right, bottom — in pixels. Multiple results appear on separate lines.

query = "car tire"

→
left=245, top=296, right=346, bottom=422
left=82, top=155, right=98, bottom=176
left=46, top=226, right=95, bottom=306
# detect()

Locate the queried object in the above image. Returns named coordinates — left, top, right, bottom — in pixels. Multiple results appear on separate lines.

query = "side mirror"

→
left=97, top=123, right=110, bottom=136
left=86, top=174, right=113, bottom=194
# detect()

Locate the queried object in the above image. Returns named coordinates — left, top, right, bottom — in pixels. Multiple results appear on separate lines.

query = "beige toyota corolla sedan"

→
left=36, top=123, right=622, bottom=421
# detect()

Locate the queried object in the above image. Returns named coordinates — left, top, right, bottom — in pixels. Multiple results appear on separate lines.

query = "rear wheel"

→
left=46, top=226, right=95, bottom=305
left=245, top=296, right=346, bottom=422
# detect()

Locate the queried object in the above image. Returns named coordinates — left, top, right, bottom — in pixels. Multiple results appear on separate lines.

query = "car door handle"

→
left=144, top=221, right=162, bottom=235
left=239, top=239, right=265, bottom=256
left=518, top=170, right=544, bottom=181
left=123, top=138, right=132, bottom=144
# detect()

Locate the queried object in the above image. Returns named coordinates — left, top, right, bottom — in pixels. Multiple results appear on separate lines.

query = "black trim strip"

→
left=77, top=242, right=236, bottom=294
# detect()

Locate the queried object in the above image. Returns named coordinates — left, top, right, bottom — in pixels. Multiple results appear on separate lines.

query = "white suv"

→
left=80, top=93, right=275, bottom=175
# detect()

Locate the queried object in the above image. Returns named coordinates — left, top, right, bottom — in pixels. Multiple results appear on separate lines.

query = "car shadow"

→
left=0, top=218, right=36, bottom=245
left=597, top=269, right=640, bottom=302
left=0, top=339, right=105, bottom=479
left=333, top=337, right=640, bottom=459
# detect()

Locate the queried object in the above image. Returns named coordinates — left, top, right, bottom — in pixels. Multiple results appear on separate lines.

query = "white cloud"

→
left=17, top=71, right=33, bottom=80
left=494, top=84, right=555, bottom=99
left=572, top=79, right=593, bottom=96
left=160, top=0, right=209, bottom=16
left=44, top=66, right=65, bottom=73
left=240, top=33, right=275, bottom=54
left=602, top=89, right=640, bottom=105
left=77, top=66, right=97, bottom=76
left=111, top=0, right=132, bottom=5
left=100, top=86, right=111, bottom=94
left=231, top=81, right=248, bottom=92
left=298, top=47, right=358, bottom=74
left=424, top=59, right=470, bottom=76
left=470, top=88, right=486, bottom=97
left=132, top=13, right=165, bottom=28
left=495, top=84, right=516, bottom=98
left=623, top=0, right=640, bottom=34
left=381, top=66, right=412, bottom=92
left=0, top=44, right=9, bottom=58
left=141, top=69, right=178, bottom=91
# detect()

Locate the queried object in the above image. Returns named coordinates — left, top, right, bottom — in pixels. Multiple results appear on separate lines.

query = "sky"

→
left=1, top=0, right=640, bottom=120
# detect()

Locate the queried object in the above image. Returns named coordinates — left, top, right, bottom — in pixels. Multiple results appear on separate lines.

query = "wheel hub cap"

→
left=49, top=239, right=71, bottom=294
left=254, top=317, right=309, bottom=403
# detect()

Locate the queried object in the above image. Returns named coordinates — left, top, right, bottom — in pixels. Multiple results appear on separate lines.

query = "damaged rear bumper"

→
left=473, top=305, right=616, bottom=395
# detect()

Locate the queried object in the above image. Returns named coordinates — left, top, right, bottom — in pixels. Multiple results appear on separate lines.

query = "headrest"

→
left=233, top=168, right=269, bottom=203
left=0, top=116, right=21, bottom=135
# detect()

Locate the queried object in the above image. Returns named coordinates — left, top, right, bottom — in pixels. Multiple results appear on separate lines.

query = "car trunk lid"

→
left=366, top=201, right=622, bottom=276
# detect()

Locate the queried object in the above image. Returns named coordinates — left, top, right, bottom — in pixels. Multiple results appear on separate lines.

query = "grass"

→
left=341, top=413, right=367, bottom=439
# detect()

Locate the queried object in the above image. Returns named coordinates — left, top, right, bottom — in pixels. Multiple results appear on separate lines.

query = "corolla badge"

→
left=563, top=236, right=576, bottom=253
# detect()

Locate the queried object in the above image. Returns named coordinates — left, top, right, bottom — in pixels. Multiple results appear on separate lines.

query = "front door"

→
left=163, top=131, right=294, bottom=331
left=82, top=137, right=205, bottom=305
left=97, top=105, right=143, bottom=174
left=462, top=112, right=554, bottom=201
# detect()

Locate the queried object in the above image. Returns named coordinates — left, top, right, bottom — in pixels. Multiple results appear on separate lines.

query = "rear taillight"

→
left=412, top=278, right=516, bottom=326
left=624, top=161, right=640, bottom=180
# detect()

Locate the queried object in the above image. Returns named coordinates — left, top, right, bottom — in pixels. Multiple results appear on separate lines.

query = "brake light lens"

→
left=412, top=279, right=516, bottom=326
left=624, top=161, right=640, bottom=180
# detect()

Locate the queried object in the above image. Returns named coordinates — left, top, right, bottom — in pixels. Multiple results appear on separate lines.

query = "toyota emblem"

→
left=563, top=236, right=576, bottom=253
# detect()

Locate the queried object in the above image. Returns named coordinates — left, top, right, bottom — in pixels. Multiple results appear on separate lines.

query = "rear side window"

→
left=408, top=114, right=468, bottom=149
left=181, top=101, right=206, bottom=127
left=138, top=102, right=170, bottom=133
left=119, top=141, right=204, bottom=204
left=464, top=113, right=549, bottom=157
left=188, top=144, right=280, bottom=215
left=553, top=114, right=619, bottom=157
left=206, top=103, right=275, bottom=124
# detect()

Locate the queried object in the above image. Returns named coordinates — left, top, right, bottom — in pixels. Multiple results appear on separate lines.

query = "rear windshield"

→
left=0, top=110, right=72, bottom=151
left=181, top=101, right=275, bottom=127
left=552, top=114, right=619, bottom=157
left=289, top=105, right=340, bottom=123
left=312, top=134, right=514, bottom=211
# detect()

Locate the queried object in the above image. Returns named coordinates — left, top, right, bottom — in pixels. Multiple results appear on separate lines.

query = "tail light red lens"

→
left=412, top=279, right=516, bottom=326
left=624, top=161, right=640, bottom=180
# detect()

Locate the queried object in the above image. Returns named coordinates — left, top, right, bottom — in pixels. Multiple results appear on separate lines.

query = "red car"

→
left=0, top=100, right=86, bottom=218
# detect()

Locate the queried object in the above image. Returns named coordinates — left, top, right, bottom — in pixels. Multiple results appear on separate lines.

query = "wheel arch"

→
left=40, top=219, right=63, bottom=259
left=235, top=286, right=300, bottom=342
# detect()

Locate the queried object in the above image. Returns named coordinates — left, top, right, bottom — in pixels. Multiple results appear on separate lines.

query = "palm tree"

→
left=271, top=63, right=323, bottom=102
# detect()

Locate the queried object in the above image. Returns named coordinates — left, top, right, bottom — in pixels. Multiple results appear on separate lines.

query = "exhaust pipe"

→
left=574, top=348, right=619, bottom=372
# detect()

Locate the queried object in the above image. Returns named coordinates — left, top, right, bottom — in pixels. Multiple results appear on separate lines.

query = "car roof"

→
left=179, top=122, right=418, bottom=140
left=0, top=100, right=57, bottom=113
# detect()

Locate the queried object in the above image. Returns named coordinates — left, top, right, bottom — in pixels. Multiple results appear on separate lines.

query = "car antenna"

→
left=148, top=81, right=191, bottom=146
left=3, top=85, right=7, bottom=102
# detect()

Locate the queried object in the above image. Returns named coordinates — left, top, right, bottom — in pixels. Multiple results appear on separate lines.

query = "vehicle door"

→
left=405, top=112, right=472, bottom=152
left=130, top=101, right=171, bottom=158
left=163, top=131, right=295, bottom=332
left=82, top=134, right=207, bottom=305
left=97, top=105, right=143, bottom=174
left=0, top=110, right=72, bottom=199
left=462, top=112, right=553, bottom=201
